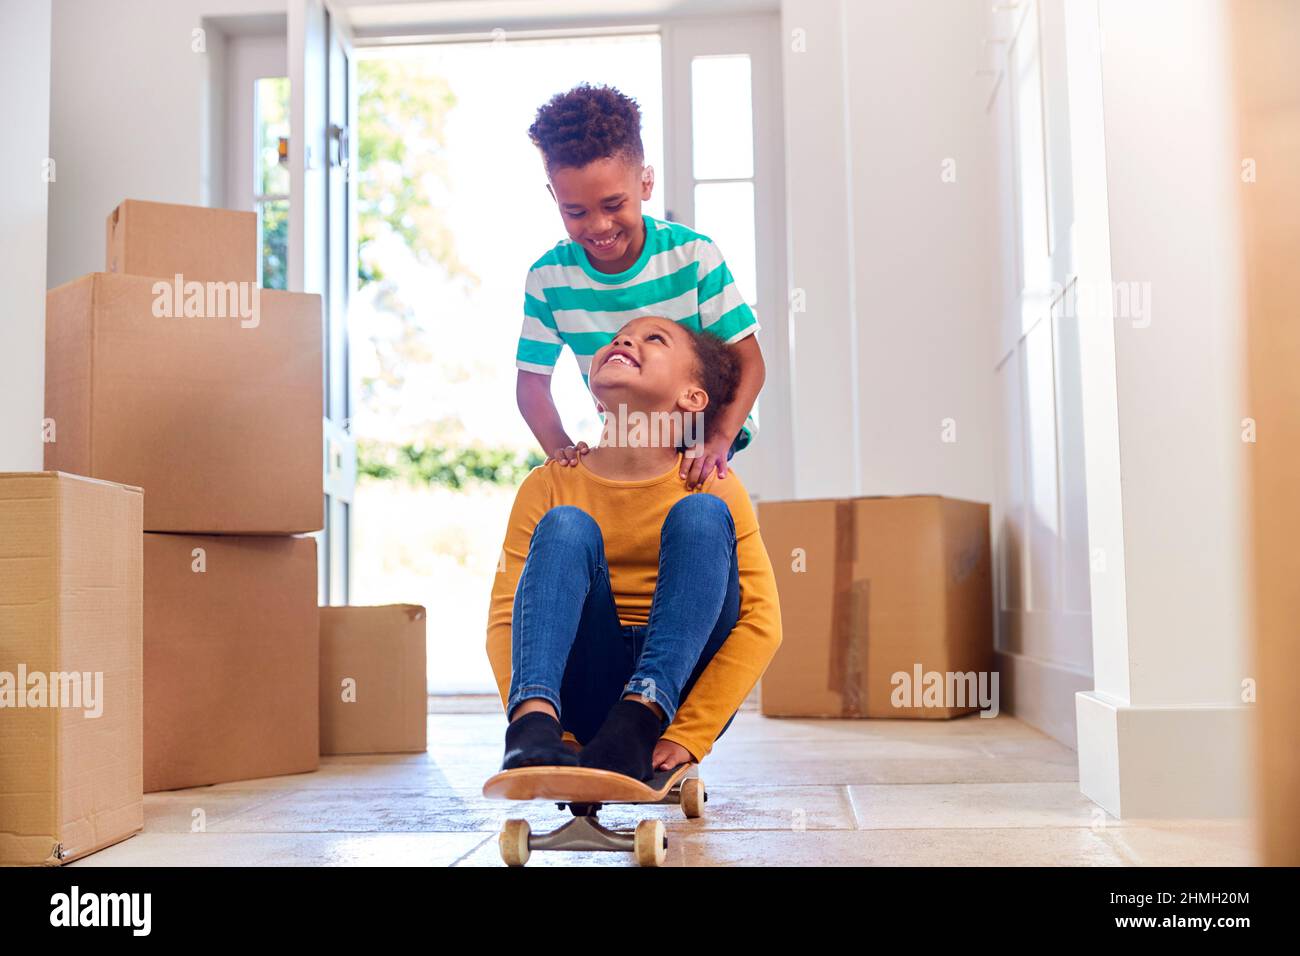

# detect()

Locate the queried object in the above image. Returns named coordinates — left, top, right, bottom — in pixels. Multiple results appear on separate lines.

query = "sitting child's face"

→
left=547, top=156, right=654, bottom=270
left=589, top=316, right=707, bottom=419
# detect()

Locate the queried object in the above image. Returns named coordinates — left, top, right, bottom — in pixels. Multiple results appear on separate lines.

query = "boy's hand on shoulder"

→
left=681, top=437, right=731, bottom=490
left=548, top=441, right=589, bottom=466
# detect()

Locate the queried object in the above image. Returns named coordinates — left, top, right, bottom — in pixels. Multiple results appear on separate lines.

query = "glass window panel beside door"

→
left=690, top=55, right=754, bottom=180
left=254, top=75, right=290, bottom=290
left=693, top=181, right=757, bottom=309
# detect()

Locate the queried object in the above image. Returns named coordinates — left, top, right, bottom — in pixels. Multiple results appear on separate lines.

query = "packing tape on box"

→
left=828, top=501, right=870, bottom=716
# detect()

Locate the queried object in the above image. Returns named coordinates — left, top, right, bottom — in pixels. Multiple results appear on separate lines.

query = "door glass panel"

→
left=690, top=55, right=753, bottom=180
left=1012, top=7, right=1050, bottom=300
left=257, top=199, right=289, bottom=290
left=254, top=75, right=291, bottom=290
left=255, top=76, right=290, bottom=196
left=693, top=180, right=757, bottom=308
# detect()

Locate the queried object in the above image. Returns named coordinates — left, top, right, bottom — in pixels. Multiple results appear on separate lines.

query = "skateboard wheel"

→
left=499, top=818, right=531, bottom=867
left=680, top=777, right=706, bottom=819
left=634, top=819, right=667, bottom=867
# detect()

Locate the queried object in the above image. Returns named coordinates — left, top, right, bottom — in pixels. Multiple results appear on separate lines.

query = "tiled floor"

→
left=72, top=696, right=1258, bottom=867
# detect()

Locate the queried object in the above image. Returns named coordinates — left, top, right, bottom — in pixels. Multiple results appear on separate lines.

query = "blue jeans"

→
left=507, top=495, right=741, bottom=746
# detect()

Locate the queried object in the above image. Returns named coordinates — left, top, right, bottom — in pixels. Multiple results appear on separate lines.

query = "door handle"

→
left=329, top=123, right=350, bottom=173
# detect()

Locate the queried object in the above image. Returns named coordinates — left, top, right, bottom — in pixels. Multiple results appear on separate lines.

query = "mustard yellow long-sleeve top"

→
left=485, top=453, right=782, bottom=762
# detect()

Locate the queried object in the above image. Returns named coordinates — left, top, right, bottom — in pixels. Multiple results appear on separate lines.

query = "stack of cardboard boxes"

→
left=2, top=199, right=430, bottom=866
left=45, top=199, right=325, bottom=793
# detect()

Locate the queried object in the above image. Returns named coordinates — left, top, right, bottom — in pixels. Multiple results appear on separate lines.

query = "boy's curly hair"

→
left=528, top=84, right=645, bottom=174
left=681, top=326, right=742, bottom=445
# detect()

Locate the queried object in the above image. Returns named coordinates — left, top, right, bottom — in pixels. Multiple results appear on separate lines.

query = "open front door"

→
left=290, top=0, right=357, bottom=604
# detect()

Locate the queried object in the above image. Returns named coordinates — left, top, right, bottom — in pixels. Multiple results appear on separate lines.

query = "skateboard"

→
left=481, top=761, right=706, bottom=867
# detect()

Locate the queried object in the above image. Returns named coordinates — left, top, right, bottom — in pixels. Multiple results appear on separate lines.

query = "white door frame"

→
left=290, top=0, right=357, bottom=603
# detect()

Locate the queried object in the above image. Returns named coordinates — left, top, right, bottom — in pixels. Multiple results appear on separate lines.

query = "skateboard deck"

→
left=487, top=762, right=707, bottom=866
left=482, top=762, right=694, bottom=804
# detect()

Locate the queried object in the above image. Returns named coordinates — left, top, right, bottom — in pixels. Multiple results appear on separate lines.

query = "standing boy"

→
left=516, top=83, right=765, bottom=488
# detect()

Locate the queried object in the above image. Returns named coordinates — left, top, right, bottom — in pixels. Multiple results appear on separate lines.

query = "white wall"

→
left=47, top=0, right=285, bottom=289
left=779, top=0, right=999, bottom=502
left=978, top=0, right=1251, bottom=815
left=778, top=0, right=861, bottom=497
left=1098, top=0, right=1248, bottom=708
left=0, top=0, right=53, bottom=472
left=843, top=0, right=999, bottom=502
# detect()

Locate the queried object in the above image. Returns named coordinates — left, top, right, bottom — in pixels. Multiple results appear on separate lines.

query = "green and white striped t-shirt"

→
left=517, top=213, right=759, bottom=448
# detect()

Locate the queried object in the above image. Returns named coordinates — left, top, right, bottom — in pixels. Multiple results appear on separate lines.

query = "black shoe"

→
left=576, top=699, right=663, bottom=781
left=501, top=710, right=580, bottom=770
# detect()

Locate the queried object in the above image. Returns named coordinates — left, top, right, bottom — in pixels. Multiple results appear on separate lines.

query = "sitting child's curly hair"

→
left=681, top=326, right=742, bottom=447
left=528, top=84, right=645, bottom=174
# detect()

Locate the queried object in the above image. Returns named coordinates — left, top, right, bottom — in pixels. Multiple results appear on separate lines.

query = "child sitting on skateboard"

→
left=485, top=316, right=783, bottom=782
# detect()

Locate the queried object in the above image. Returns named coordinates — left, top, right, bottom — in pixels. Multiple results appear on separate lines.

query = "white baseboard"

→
left=1076, top=691, right=1254, bottom=818
left=993, top=650, right=1092, bottom=749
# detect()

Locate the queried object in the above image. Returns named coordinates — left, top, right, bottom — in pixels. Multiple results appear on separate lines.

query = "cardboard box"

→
left=45, top=271, right=323, bottom=534
left=757, top=496, right=994, bottom=719
left=319, top=605, right=427, bottom=755
left=0, top=473, right=143, bottom=866
left=144, top=533, right=319, bottom=791
left=106, top=199, right=257, bottom=284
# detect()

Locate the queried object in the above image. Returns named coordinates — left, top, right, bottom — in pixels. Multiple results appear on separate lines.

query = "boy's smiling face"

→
left=589, top=316, right=707, bottom=418
left=547, top=157, right=654, bottom=273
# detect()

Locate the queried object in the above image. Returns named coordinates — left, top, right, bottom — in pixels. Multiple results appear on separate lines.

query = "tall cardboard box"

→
left=106, top=199, right=257, bottom=284
left=144, top=533, right=319, bottom=791
left=319, top=605, right=427, bottom=755
left=44, top=271, right=322, bottom=534
left=757, top=496, right=993, bottom=719
left=0, top=473, right=143, bottom=866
